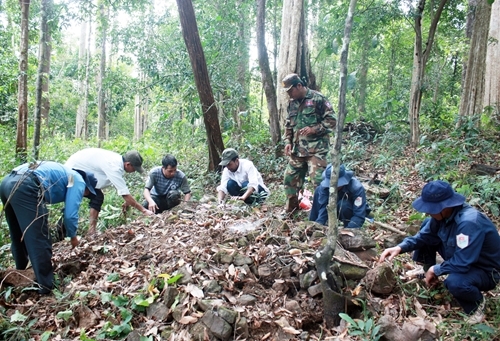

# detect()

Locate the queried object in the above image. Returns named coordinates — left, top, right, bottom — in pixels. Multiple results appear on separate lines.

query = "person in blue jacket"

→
left=379, top=180, right=500, bottom=324
left=309, top=164, right=371, bottom=228
left=0, top=161, right=97, bottom=295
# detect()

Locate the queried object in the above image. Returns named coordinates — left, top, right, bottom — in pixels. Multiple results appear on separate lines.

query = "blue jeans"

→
left=227, top=180, right=267, bottom=205
left=308, top=186, right=358, bottom=227
left=0, top=172, right=53, bottom=294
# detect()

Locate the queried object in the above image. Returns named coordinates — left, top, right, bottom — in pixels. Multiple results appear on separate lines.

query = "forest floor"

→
left=1, top=141, right=500, bottom=341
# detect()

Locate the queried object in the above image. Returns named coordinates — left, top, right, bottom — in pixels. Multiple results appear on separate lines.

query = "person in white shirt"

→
left=65, top=148, right=154, bottom=233
left=216, top=148, right=270, bottom=206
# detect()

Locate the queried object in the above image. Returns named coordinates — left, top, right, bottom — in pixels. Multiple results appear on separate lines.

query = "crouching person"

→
left=0, top=161, right=97, bottom=294
left=143, top=154, right=191, bottom=214
left=379, top=180, right=500, bottom=324
left=217, top=148, right=270, bottom=206
left=309, top=164, right=371, bottom=228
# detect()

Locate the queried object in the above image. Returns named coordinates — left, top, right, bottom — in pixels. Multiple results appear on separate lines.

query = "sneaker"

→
left=466, top=299, right=485, bottom=324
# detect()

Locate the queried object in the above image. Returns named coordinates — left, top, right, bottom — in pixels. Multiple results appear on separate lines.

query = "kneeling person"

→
left=217, top=148, right=270, bottom=205
left=143, top=154, right=191, bottom=213
left=309, top=164, right=370, bottom=228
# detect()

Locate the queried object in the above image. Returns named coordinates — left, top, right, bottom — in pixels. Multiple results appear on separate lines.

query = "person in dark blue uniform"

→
left=309, top=164, right=371, bottom=228
left=379, top=180, right=500, bottom=324
left=0, top=161, right=97, bottom=294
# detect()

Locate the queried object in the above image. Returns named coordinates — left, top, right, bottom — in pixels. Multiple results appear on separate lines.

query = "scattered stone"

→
left=285, top=299, right=302, bottom=314
left=237, top=294, right=257, bottom=306
left=125, top=330, right=143, bottom=341
left=176, top=266, right=193, bottom=285
left=308, top=284, right=323, bottom=297
left=193, top=261, right=207, bottom=273
left=197, top=299, right=225, bottom=312
left=235, top=316, right=249, bottom=338
left=204, top=279, right=222, bottom=294
left=146, top=302, right=169, bottom=321
left=233, top=254, right=253, bottom=266
left=163, top=286, right=179, bottom=308
left=75, top=305, right=98, bottom=329
left=299, top=270, right=318, bottom=289
left=201, top=310, right=233, bottom=341
left=258, top=265, right=272, bottom=277
left=364, top=263, right=396, bottom=295
left=218, top=306, right=238, bottom=324
left=338, top=228, right=377, bottom=251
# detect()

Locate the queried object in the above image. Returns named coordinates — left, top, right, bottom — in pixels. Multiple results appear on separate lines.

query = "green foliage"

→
left=339, top=313, right=383, bottom=341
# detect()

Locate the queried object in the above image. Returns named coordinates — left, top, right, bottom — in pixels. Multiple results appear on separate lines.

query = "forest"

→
left=0, top=0, right=500, bottom=340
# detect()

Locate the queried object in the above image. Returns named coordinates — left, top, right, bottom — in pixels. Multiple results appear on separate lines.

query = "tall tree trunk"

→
left=33, top=0, right=52, bottom=160
left=176, top=0, right=225, bottom=171
left=357, top=35, right=370, bottom=114
left=97, top=3, right=109, bottom=141
left=75, top=21, right=90, bottom=139
left=483, top=0, right=499, bottom=123
left=461, top=0, right=477, bottom=87
left=16, top=0, right=30, bottom=162
left=256, top=0, right=281, bottom=146
left=408, top=0, right=448, bottom=147
left=277, top=0, right=304, bottom=126
left=315, top=0, right=356, bottom=328
left=235, top=0, right=249, bottom=131
left=457, top=0, right=491, bottom=127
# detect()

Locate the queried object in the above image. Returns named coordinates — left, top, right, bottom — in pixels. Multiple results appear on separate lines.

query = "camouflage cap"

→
left=123, top=150, right=145, bottom=173
left=281, top=73, right=303, bottom=91
left=219, top=148, right=239, bottom=166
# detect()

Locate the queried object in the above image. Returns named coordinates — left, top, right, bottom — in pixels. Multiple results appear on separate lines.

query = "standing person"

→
left=217, top=148, right=270, bottom=206
left=309, top=164, right=371, bottom=228
left=65, top=148, right=154, bottom=234
left=0, top=161, right=97, bottom=294
left=282, top=73, right=337, bottom=213
left=379, top=180, right=500, bottom=324
left=143, top=154, right=192, bottom=213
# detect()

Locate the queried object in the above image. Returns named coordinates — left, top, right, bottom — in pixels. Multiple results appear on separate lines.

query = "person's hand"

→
left=284, top=144, right=292, bottom=156
left=235, top=196, right=246, bottom=201
left=147, top=201, right=158, bottom=213
left=121, top=202, right=129, bottom=214
left=217, top=200, right=225, bottom=209
left=299, top=126, right=316, bottom=136
left=424, top=266, right=439, bottom=287
left=143, top=209, right=154, bottom=216
left=70, top=236, right=79, bottom=248
left=378, top=246, right=402, bottom=263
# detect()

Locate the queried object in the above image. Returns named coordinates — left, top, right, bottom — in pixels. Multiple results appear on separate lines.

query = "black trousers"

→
left=142, top=190, right=182, bottom=213
left=0, top=172, right=53, bottom=294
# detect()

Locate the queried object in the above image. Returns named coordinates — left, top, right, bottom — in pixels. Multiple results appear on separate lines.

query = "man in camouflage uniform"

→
left=282, top=73, right=337, bottom=212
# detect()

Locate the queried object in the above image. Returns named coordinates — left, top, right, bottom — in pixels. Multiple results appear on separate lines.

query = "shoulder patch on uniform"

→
left=325, top=101, right=332, bottom=110
left=305, top=99, right=314, bottom=106
left=354, top=196, right=363, bottom=207
left=456, top=233, right=469, bottom=249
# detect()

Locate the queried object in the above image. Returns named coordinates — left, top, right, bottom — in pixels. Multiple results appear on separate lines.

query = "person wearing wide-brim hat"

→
left=309, top=164, right=371, bottom=228
left=379, top=180, right=500, bottom=324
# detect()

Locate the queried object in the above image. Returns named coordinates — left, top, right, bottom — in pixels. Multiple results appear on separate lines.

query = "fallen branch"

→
left=371, top=220, right=407, bottom=236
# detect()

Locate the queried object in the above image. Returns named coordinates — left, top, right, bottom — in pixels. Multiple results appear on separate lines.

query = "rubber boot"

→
left=286, top=195, right=299, bottom=213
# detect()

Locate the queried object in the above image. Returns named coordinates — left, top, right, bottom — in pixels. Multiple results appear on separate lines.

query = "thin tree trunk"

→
left=176, top=0, right=225, bottom=171
left=483, top=0, right=499, bottom=121
left=16, top=0, right=30, bottom=162
left=408, top=0, right=448, bottom=147
left=33, top=0, right=52, bottom=160
left=97, top=4, right=109, bottom=141
left=235, top=0, right=248, bottom=131
left=75, top=21, right=87, bottom=138
left=457, top=0, right=491, bottom=127
left=357, top=35, right=370, bottom=114
left=256, top=0, right=281, bottom=146
left=315, top=0, right=356, bottom=328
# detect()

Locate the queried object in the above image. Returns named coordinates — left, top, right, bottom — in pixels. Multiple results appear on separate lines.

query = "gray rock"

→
left=146, top=302, right=169, bottom=321
left=364, top=263, right=396, bottom=295
left=258, top=265, right=272, bottom=277
left=235, top=316, right=249, bottom=338
left=193, top=261, right=207, bottom=273
left=215, top=251, right=234, bottom=264
left=237, top=294, right=257, bottom=306
left=285, top=299, right=302, bottom=314
left=201, top=310, right=233, bottom=341
left=163, top=286, right=179, bottom=308
left=299, top=270, right=318, bottom=289
left=189, top=322, right=209, bottom=341
left=126, top=330, right=143, bottom=341
left=198, top=299, right=225, bottom=312
left=204, top=279, right=222, bottom=294
left=176, top=266, right=193, bottom=285
left=338, top=228, right=376, bottom=251
left=237, top=237, right=248, bottom=247
left=218, top=306, right=238, bottom=324
left=307, top=283, right=323, bottom=297
left=233, top=254, right=253, bottom=266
